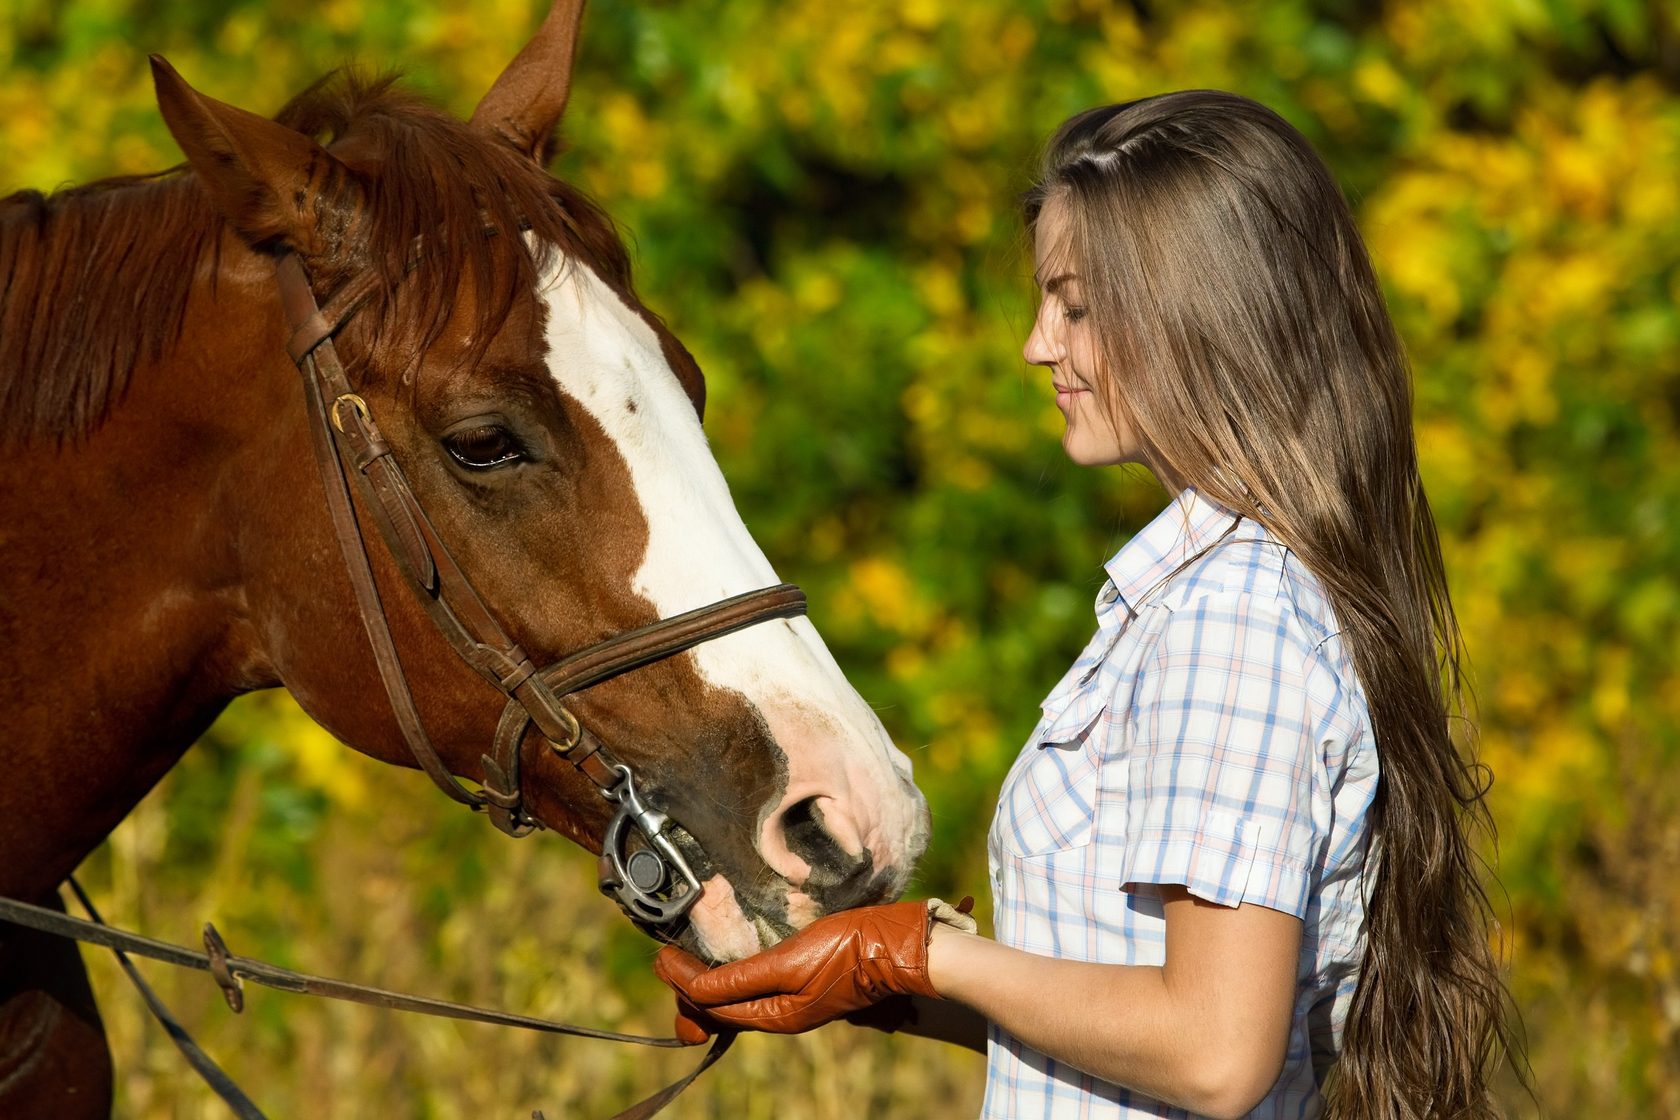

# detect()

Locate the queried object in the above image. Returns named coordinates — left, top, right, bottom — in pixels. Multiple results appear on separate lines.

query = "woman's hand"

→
left=655, top=899, right=940, bottom=1034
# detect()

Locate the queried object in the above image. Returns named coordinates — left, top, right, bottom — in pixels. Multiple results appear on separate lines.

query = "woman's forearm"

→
left=926, top=893, right=1299, bottom=1120
left=928, top=927, right=1204, bottom=1108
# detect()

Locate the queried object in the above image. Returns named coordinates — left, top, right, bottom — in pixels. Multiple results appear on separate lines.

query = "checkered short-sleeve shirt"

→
left=983, top=488, right=1379, bottom=1119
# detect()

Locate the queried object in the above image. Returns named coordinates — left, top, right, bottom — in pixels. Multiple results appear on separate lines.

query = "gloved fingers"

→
left=655, top=938, right=823, bottom=1011
left=691, top=993, right=823, bottom=1034
left=653, top=943, right=710, bottom=992
left=667, top=942, right=819, bottom=1006
left=673, top=995, right=718, bottom=1045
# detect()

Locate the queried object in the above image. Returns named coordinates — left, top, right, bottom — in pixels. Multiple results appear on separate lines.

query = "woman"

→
left=658, top=91, right=1518, bottom=1119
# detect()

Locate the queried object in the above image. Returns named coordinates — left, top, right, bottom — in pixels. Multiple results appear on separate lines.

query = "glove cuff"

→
left=927, top=896, right=979, bottom=936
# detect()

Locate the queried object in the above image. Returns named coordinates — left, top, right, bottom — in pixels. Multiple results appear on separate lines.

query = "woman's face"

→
left=1024, top=195, right=1144, bottom=468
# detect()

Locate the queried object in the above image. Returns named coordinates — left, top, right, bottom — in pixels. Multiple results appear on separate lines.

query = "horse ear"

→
left=150, top=55, right=354, bottom=256
left=469, top=0, right=587, bottom=163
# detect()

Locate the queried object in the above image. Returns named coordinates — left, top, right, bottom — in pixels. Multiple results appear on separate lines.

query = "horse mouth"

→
left=615, top=818, right=910, bottom=962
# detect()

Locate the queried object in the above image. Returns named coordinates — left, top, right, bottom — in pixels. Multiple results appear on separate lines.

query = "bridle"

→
left=0, top=240, right=805, bottom=1120
left=275, top=250, right=807, bottom=926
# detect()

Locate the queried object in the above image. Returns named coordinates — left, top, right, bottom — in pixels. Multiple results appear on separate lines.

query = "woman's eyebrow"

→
left=1036, top=271, right=1078, bottom=293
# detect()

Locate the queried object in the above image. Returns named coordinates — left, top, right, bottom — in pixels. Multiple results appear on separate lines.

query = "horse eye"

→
left=443, top=424, right=524, bottom=469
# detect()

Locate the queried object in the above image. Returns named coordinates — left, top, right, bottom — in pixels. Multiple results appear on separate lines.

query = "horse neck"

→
left=0, top=227, right=298, bottom=896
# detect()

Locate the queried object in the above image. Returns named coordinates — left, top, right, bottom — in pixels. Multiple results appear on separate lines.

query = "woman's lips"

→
left=1054, top=384, right=1090, bottom=412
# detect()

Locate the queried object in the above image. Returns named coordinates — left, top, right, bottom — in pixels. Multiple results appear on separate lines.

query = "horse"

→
left=0, top=3, right=930, bottom=1114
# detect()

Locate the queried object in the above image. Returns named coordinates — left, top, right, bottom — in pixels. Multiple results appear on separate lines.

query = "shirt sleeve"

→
left=1112, top=590, right=1326, bottom=918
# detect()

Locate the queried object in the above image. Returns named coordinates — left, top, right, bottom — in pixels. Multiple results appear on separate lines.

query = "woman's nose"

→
left=1024, top=315, right=1058, bottom=367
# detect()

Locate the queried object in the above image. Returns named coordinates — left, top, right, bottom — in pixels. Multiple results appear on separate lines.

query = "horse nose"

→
left=758, top=792, right=877, bottom=896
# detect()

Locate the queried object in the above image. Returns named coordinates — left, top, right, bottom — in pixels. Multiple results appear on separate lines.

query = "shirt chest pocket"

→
left=998, top=696, right=1109, bottom=859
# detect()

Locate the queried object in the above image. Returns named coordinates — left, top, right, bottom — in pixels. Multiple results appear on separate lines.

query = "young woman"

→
left=658, top=91, right=1518, bottom=1119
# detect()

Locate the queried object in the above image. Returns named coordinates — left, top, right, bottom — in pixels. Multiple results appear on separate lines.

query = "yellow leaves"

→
left=928, top=708, right=998, bottom=773
left=1368, top=178, right=1464, bottom=323
left=1481, top=719, right=1599, bottom=844
left=1541, top=130, right=1611, bottom=221
left=215, top=10, right=265, bottom=63
left=847, top=554, right=921, bottom=631
left=285, top=714, right=369, bottom=811
left=321, top=0, right=362, bottom=36
left=243, top=692, right=371, bottom=810
left=1353, top=56, right=1406, bottom=110
left=1476, top=342, right=1556, bottom=430
left=943, top=96, right=998, bottom=153
left=806, top=515, right=847, bottom=563
left=1416, top=416, right=1477, bottom=495
left=901, top=380, right=941, bottom=429
left=886, top=644, right=925, bottom=681
left=946, top=454, right=994, bottom=490
left=594, top=91, right=669, bottom=199
left=624, top=157, right=668, bottom=199
left=1492, top=665, right=1547, bottom=723
left=794, top=270, right=842, bottom=313
left=0, top=86, right=53, bottom=172
left=877, top=32, right=928, bottom=75
left=998, top=14, right=1036, bottom=64
left=913, top=260, right=964, bottom=318
left=900, top=0, right=943, bottom=33
left=110, top=133, right=164, bottom=175
left=1589, top=646, right=1632, bottom=733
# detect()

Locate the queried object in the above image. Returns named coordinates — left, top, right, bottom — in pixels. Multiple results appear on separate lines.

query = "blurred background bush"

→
left=4, top=0, right=1676, bottom=1115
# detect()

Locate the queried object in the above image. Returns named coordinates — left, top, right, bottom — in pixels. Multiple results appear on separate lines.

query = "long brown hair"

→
left=1025, top=91, right=1525, bottom=1118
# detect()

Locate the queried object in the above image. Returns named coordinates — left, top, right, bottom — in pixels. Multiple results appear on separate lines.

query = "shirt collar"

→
left=1100, top=487, right=1243, bottom=617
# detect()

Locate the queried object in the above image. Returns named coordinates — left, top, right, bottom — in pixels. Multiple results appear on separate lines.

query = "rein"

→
left=0, top=885, right=731, bottom=1120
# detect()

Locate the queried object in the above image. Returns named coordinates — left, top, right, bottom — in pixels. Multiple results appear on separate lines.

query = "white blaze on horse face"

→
left=534, top=250, right=927, bottom=951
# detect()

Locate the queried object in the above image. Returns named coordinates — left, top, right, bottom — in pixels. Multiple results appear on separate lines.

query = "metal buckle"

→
left=202, top=924, right=245, bottom=1013
left=542, top=704, right=583, bottom=754
left=330, top=392, right=371, bottom=434
left=597, top=766, right=701, bottom=925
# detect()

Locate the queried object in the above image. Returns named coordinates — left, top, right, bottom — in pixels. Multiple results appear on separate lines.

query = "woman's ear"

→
left=150, top=55, right=358, bottom=257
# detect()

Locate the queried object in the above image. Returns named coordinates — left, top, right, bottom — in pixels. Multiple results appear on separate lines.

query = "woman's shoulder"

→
left=1154, top=516, right=1316, bottom=619
left=1148, top=517, right=1367, bottom=714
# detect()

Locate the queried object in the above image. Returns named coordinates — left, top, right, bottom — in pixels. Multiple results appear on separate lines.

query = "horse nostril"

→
left=779, top=796, right=850, bottom=886
left=758, top=789, right=892, bottom=914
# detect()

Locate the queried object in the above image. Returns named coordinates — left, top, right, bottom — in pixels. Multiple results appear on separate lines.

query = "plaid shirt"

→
left=983, top=488, right=1378, bottom=1119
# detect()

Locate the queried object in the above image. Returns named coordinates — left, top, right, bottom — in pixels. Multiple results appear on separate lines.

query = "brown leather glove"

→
left=671, top=990, right=719, bottom=1045
left=654, top=900, right=938, bottom=1034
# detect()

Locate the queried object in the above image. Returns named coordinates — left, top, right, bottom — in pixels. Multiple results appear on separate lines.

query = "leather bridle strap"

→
left=482, top=582, right=810, bottom=837
left=281, top=254, right=481, bottom=809
left=273, top=253, right=807, bottom=835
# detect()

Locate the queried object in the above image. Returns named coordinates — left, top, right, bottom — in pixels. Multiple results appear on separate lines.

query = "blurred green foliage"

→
left=4, top=0, right=1678, bottom=1115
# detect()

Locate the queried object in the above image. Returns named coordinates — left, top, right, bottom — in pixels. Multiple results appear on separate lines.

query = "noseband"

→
left=275, top=252, right=805, bottom=926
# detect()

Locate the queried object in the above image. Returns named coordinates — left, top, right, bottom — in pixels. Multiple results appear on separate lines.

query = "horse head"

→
left=142, top=1, right=928, bottom=962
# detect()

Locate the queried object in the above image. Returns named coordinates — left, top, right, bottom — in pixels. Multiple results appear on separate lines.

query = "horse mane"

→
left=0, top=69, right=635, bottom=447
left=0, top=170, right=215, bottom=445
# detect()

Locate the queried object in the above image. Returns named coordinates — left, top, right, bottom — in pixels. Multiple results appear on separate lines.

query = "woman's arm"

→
left=929, top=887, right=1301, bottom=1120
